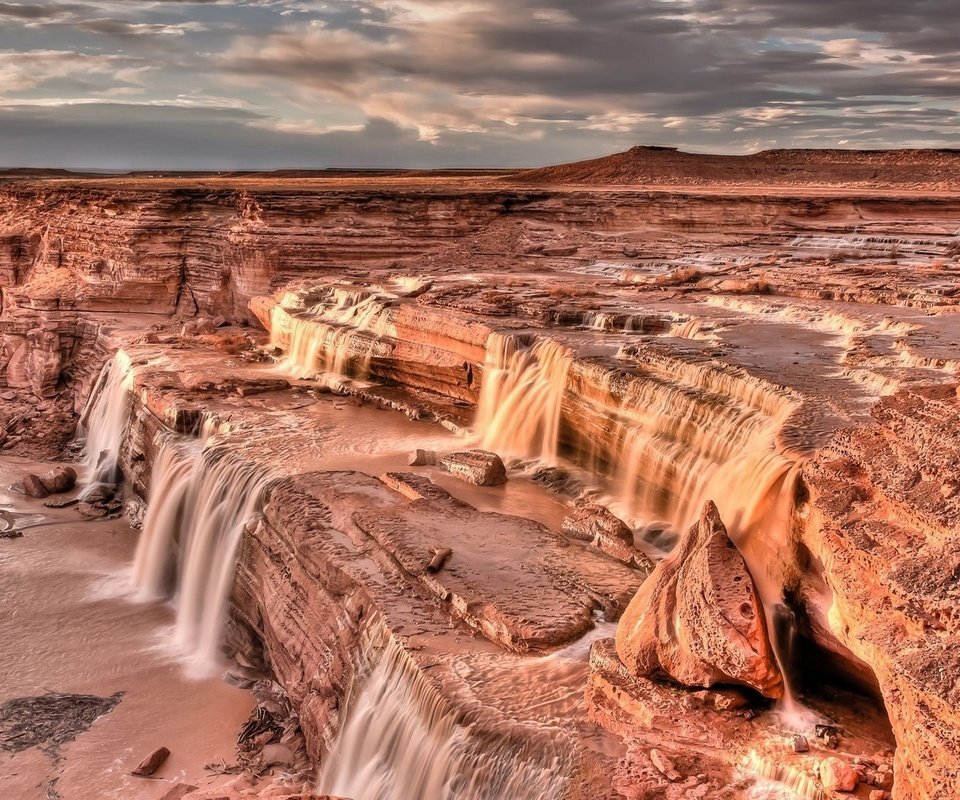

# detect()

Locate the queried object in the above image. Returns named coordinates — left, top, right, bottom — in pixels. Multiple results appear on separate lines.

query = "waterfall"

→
left=77, top=350, right=134, bottom=494
left=474, top=333, right=573, bottom=462
left=270, top=285, right=392, bottom=379
left=132, top=435, right=270, bottom=670
left=471, top=331, right=807, bottom=708
left=317, top=641, right=570, bottom=800
left=666, top=317, right=712, bottom=341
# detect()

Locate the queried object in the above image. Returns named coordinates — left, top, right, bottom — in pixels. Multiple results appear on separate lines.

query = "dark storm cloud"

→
left=0, top=0, right=957, bottom=168
left=0, top=3, right=82, bottom=20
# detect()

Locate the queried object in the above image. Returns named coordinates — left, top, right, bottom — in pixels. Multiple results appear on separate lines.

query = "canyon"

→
left=1, top=149, right=958, bottom=800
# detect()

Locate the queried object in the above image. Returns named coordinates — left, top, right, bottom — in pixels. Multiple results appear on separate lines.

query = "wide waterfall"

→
left=317, top=641, right=570, bottom=800
left=133, top=435, right=270, bottom=670
left=270, top=285, right=393, bottom=379
left=475, top=333, right=573, bottom=461
left=77, top=350, right=134, bottom=493
left=471, top=331, right=806, bottom=710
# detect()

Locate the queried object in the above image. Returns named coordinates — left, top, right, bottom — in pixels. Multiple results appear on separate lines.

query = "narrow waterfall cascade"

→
left=269, top=284, right=395, bottom=379
left=317, top=642, right=570, bottom=800
left=77, top=350, right=134, bottom=493
left=475, top=333, right=574, bottom=461
left=133, top=435, right=271, bottom=670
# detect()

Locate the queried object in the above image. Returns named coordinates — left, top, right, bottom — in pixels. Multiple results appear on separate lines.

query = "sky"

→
left=0, top=0, right=957, bottom=169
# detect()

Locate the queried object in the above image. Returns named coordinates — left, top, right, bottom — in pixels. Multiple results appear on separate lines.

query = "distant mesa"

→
left=514, top=144, right=960, bottom=189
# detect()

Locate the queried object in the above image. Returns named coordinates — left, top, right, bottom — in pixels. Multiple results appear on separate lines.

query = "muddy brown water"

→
left=0, top=455, right=253, bottom=800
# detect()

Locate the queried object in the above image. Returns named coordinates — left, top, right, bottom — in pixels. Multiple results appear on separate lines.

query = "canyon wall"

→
left=3, top=174, right=959, bottom=798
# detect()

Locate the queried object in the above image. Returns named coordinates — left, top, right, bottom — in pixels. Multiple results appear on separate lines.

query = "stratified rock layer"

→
left=615, top=501, right=783, bottom=698
left=803, top=384, right=960, bottom=800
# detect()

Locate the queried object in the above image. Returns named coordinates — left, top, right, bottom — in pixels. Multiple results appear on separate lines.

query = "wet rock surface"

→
left=0, top=692, right=122, bottom=755
left=438, top=449, right=507, bottom=486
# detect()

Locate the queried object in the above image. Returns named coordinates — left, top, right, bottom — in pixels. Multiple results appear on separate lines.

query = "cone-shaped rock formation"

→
left=615, top=501, right=783, bottom=698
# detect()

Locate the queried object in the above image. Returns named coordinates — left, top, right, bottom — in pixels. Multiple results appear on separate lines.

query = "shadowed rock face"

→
left=804, top=384, right=960, bottom=800
left=615, top=501, right=783, bottom=699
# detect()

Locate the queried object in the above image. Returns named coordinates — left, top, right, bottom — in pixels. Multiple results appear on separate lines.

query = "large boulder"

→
left=39, top=465, right=77, bottom=494
left=614, top=501, right=783, bottom=698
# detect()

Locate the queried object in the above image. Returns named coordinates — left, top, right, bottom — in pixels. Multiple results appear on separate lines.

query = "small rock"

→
left=43, top=496, right=80, bottom=509
left=791, top=734, right=809, bottom=753
left=157, top=785, right=198, bottom=800
left=818, top=757, right=859, bottom=793
left=869, top=791, right=890, bottom=800
left=132, top=746, right=170, bottom=776
left=690, top=687, right=750, bottom=711
left=260, top=743, right=295, bottom=768
left=82, top=484, right=116, bottom=504
left=125, top=498, right=146, bottom=530
left=874, top=769, right=894, bottom=790
left=649, top=748, right=682, bottom=782
left=815, top=723, right=840, bottom=749
left=562, top=503, right=633, bottom=544
left=181, top=317, right=217, bottom=337
left=408, top=449, right=438, bottom=467
left=426, top=547, right=453, bottom=573
left=439, top=450, right=507, bottom=486
left=542, top=244, right=579, bottom=257
left=22, top=474, right=50, bottom=498
left=77, top=503, right=109, bottom=519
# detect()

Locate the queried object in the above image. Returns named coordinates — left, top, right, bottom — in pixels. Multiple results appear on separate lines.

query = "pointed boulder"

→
left=614, top=501, right=783, bottom=698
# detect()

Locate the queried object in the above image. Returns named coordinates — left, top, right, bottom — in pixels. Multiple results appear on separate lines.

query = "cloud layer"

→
left=0, top=0, right=956, bottom=168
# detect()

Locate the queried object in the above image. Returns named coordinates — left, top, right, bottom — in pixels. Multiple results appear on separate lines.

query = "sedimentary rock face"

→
left=615, top=500, right=783, bottom=698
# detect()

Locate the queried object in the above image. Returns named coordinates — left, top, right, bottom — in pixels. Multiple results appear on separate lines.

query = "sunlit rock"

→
left=615, top=501, right=783, bottom=698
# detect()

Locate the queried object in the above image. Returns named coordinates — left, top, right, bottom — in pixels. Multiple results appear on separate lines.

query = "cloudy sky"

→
left=0, top=0, right=957, bottom=169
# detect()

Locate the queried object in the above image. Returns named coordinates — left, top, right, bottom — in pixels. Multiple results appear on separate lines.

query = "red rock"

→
left=562, top=503, right=633, bottom=544
left=158, top=785, right=198, bottom=800
left=22, top=473, right=50, bottom=498
left=819, top=757, right=859, bottom=793
left=561, top=502, right=653, bottom=570
left=614, top=501, right=783, bottom=698
left=407, top=448, right=437, bottom=466
left=38, top=465, right=76, bottom=494
left=131, top=745, right=170, bottom=776
left=439, top=449, right=507, bottom=486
